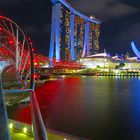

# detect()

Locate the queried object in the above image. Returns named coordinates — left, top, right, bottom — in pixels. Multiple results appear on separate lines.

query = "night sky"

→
left=0, top=0, right=140, bottom=57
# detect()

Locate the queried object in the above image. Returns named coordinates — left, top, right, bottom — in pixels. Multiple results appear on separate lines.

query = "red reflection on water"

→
left=35, top=77, right=86, bottom=130
left=8, top=104, right=31, bottom=124
left=9, top=77, right=86, bottom=130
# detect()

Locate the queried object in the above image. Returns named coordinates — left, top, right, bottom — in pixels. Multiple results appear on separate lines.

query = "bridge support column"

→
left=49, top=5, right=55, bottom=66
left=55, top=3, right=61, bottom=62
left=83, top=22, right=90, bottom=57
left=0, top=74, right=11, bottom=140
left=49, top=3, right=61, bottom=62
left=69, top=13, right=75, bottom=61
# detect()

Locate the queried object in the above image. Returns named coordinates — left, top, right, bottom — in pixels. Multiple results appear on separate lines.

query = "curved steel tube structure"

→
left=0, top=16, right=48, bottom=140
left=131, top=41, right=140, bottom=58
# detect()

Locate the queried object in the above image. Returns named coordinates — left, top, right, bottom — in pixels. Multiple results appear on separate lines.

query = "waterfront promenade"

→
left=10, top=130, right=68, bottom=140
left=9, top=119, right=84, bottom=140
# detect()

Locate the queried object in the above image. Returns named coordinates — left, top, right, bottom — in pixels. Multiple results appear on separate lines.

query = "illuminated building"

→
left=79, top=53, right=110, bottom=68
left=78, top=53, right=140, bottom=70
left=74, top=15, right=85, bottom=60
left=49, top=0, right=101, bottom=62
left=89, top=23, right=100, bottom=55
left=60, top=4, right=70, bottom=61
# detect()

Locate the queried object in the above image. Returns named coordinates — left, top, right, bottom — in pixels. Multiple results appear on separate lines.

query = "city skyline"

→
left=0, top=0, right=140, bottom=57
left=1, top=1, right=140, bottom=139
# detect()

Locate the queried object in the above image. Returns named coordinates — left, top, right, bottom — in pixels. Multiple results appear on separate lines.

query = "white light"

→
left=90, top=16, right=94, bottom=19
left=115, top=70, right=119, bottom=75
left=23, top=127, right=27, bottom=133
left=9, top=123, right=13, bottom=129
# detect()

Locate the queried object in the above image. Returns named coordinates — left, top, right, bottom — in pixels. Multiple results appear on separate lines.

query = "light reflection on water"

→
left=8, top=77, right=140, bottom=140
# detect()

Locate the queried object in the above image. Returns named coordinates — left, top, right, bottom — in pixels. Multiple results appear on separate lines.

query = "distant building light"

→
left=90, top=16, right=93, bottom=19
left=90, top=15, right=95, bottom=20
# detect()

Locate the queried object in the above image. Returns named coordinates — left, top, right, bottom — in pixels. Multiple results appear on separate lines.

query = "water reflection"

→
left=7, top=77, right=140, bottom=140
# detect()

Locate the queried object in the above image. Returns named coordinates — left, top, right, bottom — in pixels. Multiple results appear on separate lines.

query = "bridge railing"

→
left=30, top=89, right=48, bottom=140
left=0, top=74, right=11, bottom=140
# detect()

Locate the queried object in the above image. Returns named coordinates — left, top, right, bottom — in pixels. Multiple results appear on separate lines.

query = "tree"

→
left=119, top=62, right=125, bottom=68
left=115, top=65, right=119, bottom=69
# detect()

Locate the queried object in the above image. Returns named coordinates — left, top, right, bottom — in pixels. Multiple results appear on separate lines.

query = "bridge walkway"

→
left=10, top=129, right=73, bottom=140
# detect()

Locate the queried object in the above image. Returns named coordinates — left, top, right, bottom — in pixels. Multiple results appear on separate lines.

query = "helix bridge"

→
left=0, top=15, right=48, bottom=140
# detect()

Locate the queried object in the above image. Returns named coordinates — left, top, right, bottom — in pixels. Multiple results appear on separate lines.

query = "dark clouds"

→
left=0, top=0, right=52, bottom=55
left=67, top=0, right=138, bottom=21
left=0, top=0, right=27, bottom=5
left=0, top=0, right=140, bottom=56
left=67, top=0, right=140, bottom=56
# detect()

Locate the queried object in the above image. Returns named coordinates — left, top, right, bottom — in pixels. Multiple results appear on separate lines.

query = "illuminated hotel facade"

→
left=49, top=0, right=101, bottom=62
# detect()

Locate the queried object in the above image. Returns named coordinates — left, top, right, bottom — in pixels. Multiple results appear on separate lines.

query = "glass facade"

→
left=60, top=4, right=70, bottom=61
left=74, top=15, right=85, bottom=59
left=89, top=23, right=100, bottom=55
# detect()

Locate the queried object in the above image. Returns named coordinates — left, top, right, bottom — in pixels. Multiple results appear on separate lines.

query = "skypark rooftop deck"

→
left=51, top=0, right=101, bottom=24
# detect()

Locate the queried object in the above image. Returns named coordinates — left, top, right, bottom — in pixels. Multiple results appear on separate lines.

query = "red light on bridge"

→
left=34, top=62, right=37, bottom=66
left=32, top=48, right=34, bottom=52
left=33, top=74, right=37, bottom=78
left=9, top=40, right=14, bottom=44
left=33, top=74, right=39, bottom=80
left=30, top=41, right=32, bottom=45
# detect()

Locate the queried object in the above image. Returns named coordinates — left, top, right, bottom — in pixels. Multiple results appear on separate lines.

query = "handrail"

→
left=0, top=73, right=11, bottom=140
left=30, top=89, right=48, bottom=140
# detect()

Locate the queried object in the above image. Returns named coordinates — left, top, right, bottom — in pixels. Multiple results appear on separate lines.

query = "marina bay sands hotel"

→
left=49, top=0, right=101, bottom=62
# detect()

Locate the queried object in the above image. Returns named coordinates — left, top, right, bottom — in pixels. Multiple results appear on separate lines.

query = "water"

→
left=7, top=76, right=140, bottom=140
